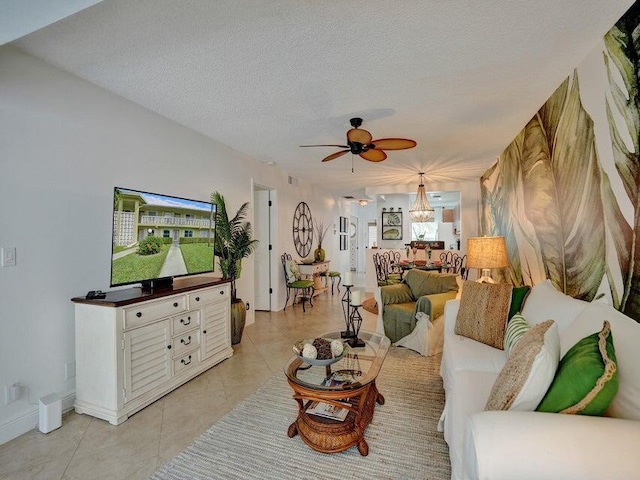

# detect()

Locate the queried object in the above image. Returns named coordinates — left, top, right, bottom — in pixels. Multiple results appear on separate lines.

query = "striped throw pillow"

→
left=504, top=312, right=530, bottom=356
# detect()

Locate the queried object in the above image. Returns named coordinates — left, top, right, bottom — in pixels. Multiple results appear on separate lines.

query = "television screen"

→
left=111, top=187, right=216, bottom=287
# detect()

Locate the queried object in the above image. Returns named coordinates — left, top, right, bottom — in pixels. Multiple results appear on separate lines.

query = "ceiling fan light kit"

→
left=300, top=118, right=417, bottom=170
left=409, top=172, right=435, bottom=222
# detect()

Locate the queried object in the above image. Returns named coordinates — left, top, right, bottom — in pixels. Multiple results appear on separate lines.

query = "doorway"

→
left=253, top=187, right=273, bottom=311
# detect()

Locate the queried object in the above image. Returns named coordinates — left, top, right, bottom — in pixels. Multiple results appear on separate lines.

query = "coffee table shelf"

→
left=284, top=330, right=390, bottom=456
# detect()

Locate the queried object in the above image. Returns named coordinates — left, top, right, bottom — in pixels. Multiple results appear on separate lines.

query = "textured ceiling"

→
left=8, top=0, right=635, bottom=196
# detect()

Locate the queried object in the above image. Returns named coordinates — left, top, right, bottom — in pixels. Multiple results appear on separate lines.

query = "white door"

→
left=349, top=216, right=358, bottom=271
left=254, top=189, right=271, bottom=311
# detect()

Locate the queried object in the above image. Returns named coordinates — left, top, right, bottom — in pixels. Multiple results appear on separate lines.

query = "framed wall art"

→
left=381, top=211, right=402, bottom=240
left=339, top=216, right=348, bottom=233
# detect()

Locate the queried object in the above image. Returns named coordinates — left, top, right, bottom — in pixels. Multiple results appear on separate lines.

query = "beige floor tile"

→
left=0, top=292, right=370, bottom=479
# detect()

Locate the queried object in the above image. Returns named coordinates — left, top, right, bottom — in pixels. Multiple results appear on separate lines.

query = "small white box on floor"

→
left=39, top=393, right=62, bottom=433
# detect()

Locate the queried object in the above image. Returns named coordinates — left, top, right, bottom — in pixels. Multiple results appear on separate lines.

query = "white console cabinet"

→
left=72, top=278, right=233, bottom=425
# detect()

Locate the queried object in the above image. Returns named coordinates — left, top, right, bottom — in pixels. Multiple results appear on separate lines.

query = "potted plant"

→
left=210, top=191, right=259, bottom=345
left=313, top=219, right=331, bottom=262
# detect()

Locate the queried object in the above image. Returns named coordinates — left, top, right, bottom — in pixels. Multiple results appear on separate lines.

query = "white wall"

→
left=0, top=47, right=349, bottom=442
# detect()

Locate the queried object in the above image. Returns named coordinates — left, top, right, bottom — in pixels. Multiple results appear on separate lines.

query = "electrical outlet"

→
left=1, top=247, right=16, bottom=267
left=3, top=384, right=20, bottom=404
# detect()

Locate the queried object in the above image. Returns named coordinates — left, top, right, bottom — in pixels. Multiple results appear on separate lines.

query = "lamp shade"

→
left=466, top=236, right=508, bottom=269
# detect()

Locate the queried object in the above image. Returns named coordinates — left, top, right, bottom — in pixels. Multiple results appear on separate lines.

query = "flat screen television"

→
left=111, top=187, right=216, bottom=290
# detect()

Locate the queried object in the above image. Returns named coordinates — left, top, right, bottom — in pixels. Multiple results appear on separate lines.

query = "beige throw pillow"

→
left=454, top=281, right=513, bottom=349
left=485, top=320, right=560, bottom=411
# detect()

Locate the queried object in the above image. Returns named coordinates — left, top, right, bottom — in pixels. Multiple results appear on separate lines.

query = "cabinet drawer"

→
left=172, top=311, right=200, bottom=335
left=188, top=286, right=229, bottom=307
left=173, top=349, right=200, bottom=375
left=124, top=296, right=187, bottom=330
left=172, top=329, right=200, bottom=356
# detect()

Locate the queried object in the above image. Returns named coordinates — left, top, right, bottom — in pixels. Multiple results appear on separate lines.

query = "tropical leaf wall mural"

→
left=481, top=1, right=640, bottom=322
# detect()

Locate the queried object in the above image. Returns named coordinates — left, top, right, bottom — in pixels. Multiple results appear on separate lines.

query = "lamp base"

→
left=476, top=269, right=495, bottom=283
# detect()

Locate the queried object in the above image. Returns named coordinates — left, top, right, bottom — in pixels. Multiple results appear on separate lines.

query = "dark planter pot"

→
left=230, top=299, right=246, bottom=345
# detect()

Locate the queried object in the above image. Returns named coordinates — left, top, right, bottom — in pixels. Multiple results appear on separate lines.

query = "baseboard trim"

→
left=0, top=391, right=75, bottom=445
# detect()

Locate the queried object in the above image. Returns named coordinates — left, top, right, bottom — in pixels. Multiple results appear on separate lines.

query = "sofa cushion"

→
left=441, top=333, right=507, bottom=393
left=537, top=321, right=618, bottom=415
left=485, top=320, right=560, bottom=411
left=521, top=279, right=588, bottom=332
left=404, top=269, right=459, bottom=298
left=563, top=303, right=640, bottom=420
left=504, top=312, right=530, bottom=356
left=508, top=286, right=531, bottom=320
left=455, top=281, right=512, bottom=349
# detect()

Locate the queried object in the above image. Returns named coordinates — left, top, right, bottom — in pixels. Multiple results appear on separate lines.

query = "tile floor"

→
left=0, top=283, right=377, bottom=480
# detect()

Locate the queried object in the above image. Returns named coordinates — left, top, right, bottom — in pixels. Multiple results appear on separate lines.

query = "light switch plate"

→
left=1, top=247, right=16, bottom=267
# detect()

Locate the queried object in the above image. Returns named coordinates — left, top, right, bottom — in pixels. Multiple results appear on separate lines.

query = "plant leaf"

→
left=604, top=9, right=640, bottom=316
left=520, top=74, right=605, bottom=300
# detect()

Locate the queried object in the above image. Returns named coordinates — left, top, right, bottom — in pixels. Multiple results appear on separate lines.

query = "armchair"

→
left=375, top=269, right=459, bottom=343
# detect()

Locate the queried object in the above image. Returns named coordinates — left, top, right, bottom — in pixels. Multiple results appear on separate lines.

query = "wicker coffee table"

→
left=284, top=330, right=390, bottom=456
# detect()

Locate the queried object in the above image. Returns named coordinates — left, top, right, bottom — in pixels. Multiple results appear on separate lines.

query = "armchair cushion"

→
left=404, top=269, right=458, bottom=298
left=380, top=283, right=413, bottom=305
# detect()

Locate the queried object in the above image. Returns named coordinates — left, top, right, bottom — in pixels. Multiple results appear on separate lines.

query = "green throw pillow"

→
left=536, top=320, right=618, bottom=415
left=508, top=286, right=531, bottom=321
left=504, top=312, right=530, bottom=356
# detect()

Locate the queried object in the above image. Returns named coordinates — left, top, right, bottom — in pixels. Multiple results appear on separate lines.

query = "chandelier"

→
left=409, top=172, right=435, bottom=222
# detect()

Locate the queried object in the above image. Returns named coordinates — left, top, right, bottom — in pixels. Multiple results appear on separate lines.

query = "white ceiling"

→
left=6, top=0, right=635, bottom=196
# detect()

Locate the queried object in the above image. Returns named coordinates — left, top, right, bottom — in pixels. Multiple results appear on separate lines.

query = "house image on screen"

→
left=113, top=189, right=214, bottom=247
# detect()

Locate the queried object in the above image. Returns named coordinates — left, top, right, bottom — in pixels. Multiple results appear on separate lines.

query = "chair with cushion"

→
left=281, top=253, right=314, bottom=312
left=375, top=268, right=459, bottom=343
left=373, top=252, right=402, bottom=286
left=319, top=270, right=341, bottom=294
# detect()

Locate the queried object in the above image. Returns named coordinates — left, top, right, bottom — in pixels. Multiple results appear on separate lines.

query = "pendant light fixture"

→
left=409, top=172, right=435, bottom=222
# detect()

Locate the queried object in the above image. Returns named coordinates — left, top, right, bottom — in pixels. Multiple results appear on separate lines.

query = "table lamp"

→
left=466, top=236, right=508, bottom=283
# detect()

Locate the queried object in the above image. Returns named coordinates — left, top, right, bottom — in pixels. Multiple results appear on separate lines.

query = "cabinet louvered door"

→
left=123, top=320, right=171, bottom=403
left=201, top=302, right=229, bottom=360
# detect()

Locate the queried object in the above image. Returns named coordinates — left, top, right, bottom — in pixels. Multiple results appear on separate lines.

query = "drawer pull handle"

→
left=203, top=330, right=207, bottom=334
left=180, top=336, right=192, bottom=346
left=195, top=296, right=200, bottom=301
left=181, top=355, right=192, bottom=366
left=136, top=312, right=142, bottom=318
left=180, top=317, right=191, bottom=326
left=167, top=345, right=172, bottom=350
left=173, top=302, right=179, bottom=308
left=219, top=290, right=224, bottom=295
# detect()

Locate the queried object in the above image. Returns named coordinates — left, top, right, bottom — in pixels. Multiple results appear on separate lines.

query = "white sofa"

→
left=440, top=280, right=640, bottom=480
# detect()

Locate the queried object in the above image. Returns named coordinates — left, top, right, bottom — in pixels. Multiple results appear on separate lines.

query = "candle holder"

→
left=347, top=302, right=365, bottom=348
left=340, top=284, right=354, bottom=338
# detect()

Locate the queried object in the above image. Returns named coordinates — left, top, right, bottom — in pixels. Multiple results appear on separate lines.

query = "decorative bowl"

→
left=293, top=338, right=345, bottom=366
left=297, top=352, right=344, bottom=366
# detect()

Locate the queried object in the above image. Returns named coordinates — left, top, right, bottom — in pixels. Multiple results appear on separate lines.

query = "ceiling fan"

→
left=300, top=117, right=417, bottom=163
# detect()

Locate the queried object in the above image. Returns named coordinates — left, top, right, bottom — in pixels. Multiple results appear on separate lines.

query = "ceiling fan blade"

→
left=360, top=149, right=387, bottom=162
left=347, top=128, right=373, bottom=144
left=370, top=138, right=417, bottom=150
left=300, top=144, right=349, bottom=148
left=321, top=150, right=350, bottom=162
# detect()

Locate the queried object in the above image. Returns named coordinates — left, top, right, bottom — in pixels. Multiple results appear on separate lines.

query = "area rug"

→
left=152, top=348, right=450, bottom=480
left=362, top=296, right=378, bottom=315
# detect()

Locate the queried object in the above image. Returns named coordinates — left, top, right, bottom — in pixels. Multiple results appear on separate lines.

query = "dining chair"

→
left=281, top=253, right=314, bottom=312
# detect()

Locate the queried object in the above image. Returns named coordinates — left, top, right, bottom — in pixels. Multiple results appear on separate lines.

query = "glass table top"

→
left=284, top=330, right=391, bottom=391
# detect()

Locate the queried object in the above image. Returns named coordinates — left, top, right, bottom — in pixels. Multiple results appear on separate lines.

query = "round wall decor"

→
left=293, top=202, right=313, bottom=257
